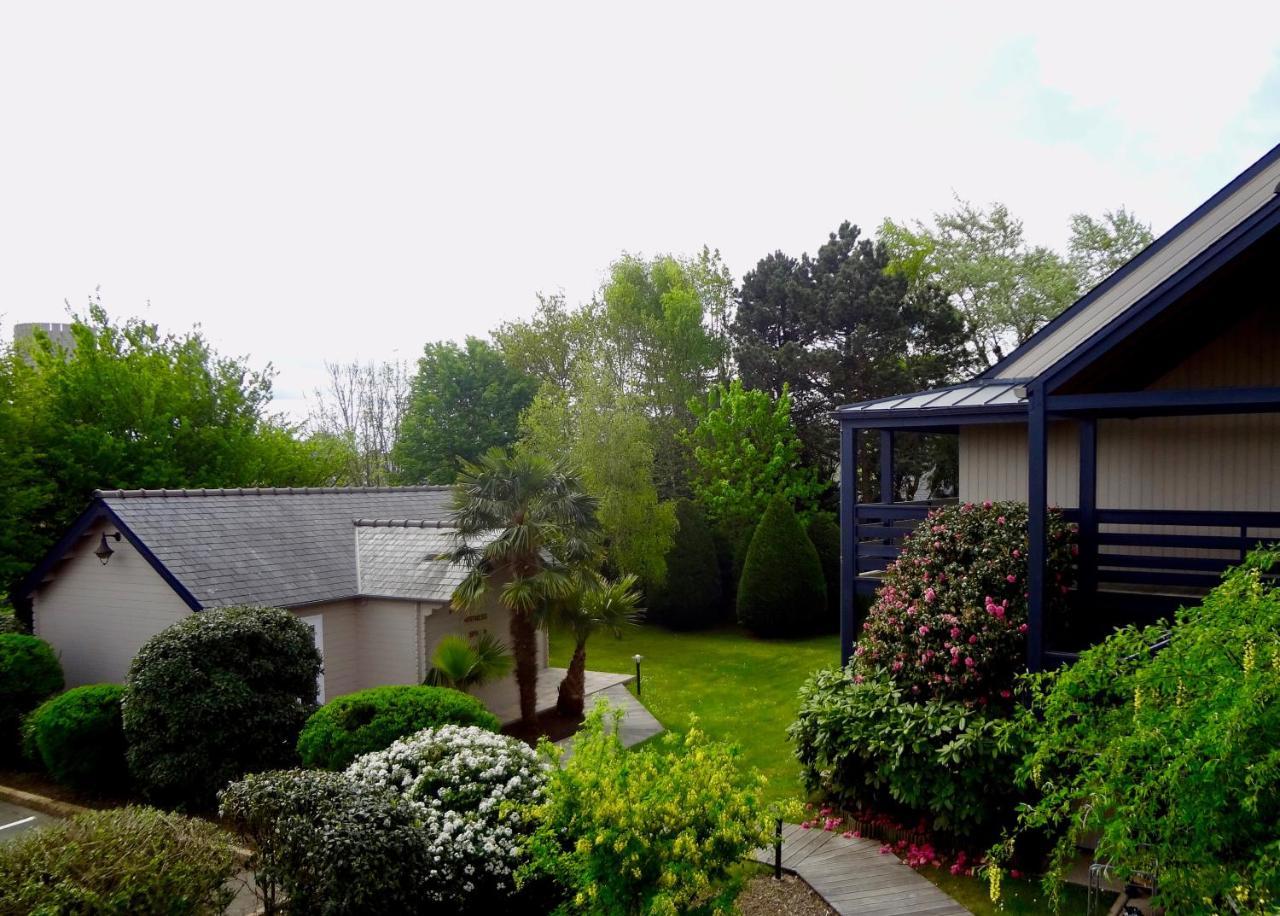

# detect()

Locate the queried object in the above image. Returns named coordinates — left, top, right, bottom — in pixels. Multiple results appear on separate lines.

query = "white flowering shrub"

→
left=346, top=724, right=547, bottom=908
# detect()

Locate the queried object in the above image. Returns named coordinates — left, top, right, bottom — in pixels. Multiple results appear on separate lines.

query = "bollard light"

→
left=632, top=654, right=644, bottom=697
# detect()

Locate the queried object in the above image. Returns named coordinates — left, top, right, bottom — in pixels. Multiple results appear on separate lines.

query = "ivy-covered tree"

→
left=683, top=380, right=822, bottom=548
left=0, top=305, right=342, bottom=603
left=394, top=337, right=537, bottom=485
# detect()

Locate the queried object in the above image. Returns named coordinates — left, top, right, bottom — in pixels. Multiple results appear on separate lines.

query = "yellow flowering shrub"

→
left=520, top=703, right=778, bottom=915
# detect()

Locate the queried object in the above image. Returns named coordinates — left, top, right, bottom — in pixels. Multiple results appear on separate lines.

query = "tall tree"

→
left=732, top=223, right=968, bottom=476
left=544, top=573, right=640, bottom=717
left=394, top=338, right=537, bottom=485
left=444, top=449, right=599, bottom=727
left=1068, top=207, right=1154, bottom=292
left=0, top=304, right=341, bottom=601
left=689, top=246, right=737, bottom=385
left=306, top=359, right=409, bottom=486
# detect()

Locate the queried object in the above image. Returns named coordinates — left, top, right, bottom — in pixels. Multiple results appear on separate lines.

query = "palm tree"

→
left=549, top=574, right=641, bottom=717
left=423, top=631, right=514, bottom=692
left=444, top=448, right=599, bottom=727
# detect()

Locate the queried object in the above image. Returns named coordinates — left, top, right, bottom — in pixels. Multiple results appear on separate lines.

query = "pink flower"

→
left=1006, top=574, right=1017, bottom=583
left=969, top=635, right=979, bottom=644
left=1012, top=549, right=1020, bottom=558
left=801, top=821, right=812, bottom=829
left=950, top=626, right=962, bottom=639
left=842, top=830, right=854, bottom=838
left=982, top=500, right=992, bottom=509
left=924, top=587, right=937, bottom=603
left=1010, top=869, right=1022, bottom=879
left=997, top=516, right=1006, bottom=525
left=918, top=625, right=930, bottom=636
left=1018, top=623, right=1029, bottom=633
left=965, top=657, right=975, bottom=667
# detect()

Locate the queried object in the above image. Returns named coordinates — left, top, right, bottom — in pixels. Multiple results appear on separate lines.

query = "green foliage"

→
left=0, top=602, right=24, bottom=634
left=856, top=501, right=1075, bottom=700
left=522, top=704, right=776, bottom=915
left=394, top=337, right=537, bottom=484
left=122, top=605, right=322, bottom=808
left=0, top=305, right=343, bottom=599
left=520, top=373, right=677, bottom=585
left=645, top=500, right=723, bottom=630
left=683, top=381, right=822, bottom=540
left=790, top=667, right=1026, bottom=839
left=296, top=684, right=500, bottom=771
left=23, top=684, right=127, bottom=793
left=445, top=447, right=601, bottom=725
left=548, top=573, right=642, bottom=716
left=220, top=769, right=434, bottom=916
left=806, top=513, right=841, bottom=623
left=424, top=631, right=514, bottom=691
left=0, top=805, right=238, bottom=916
left=736, top=496, right=826, bottom=636
left=1068, top=207, right=1153, bottom=292
left=0, top=633, right=63, bottom=760
left=732, top=223, right=969, bottom=475
left=999, top=553, right=1280, bottom=913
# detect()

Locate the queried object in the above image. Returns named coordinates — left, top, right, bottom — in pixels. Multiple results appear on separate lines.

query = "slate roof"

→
left=94, top=486, right=454, bottom=608
left=355, top=521, right=497, bottom=603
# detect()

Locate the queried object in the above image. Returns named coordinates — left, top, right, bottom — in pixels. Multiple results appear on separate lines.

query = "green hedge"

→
left=0, top=806, right=238, bottom=915
left=123, top=605, right=322, bottom=808
left=23, top=684, right=127, bottom=793
left=646, top=500, right=723, bottom=630
left=736, top=495, right=825, bottom=636
left=296, top=685, right=500, bottom=771
left=0, top=634, right=63, bottom=762
left=806, top=513, right=841, bottom=630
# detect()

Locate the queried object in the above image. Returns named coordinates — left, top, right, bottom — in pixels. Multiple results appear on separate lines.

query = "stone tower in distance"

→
left=13, top=322, right=76, bottom=351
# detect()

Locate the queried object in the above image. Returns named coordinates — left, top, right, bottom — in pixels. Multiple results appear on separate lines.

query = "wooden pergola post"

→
left=840, top=423, right=859, bottom=667
left=1026, top=386, right=1048, bottom=672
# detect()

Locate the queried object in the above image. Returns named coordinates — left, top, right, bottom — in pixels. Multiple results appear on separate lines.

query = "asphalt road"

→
left=0, top=800, right=52, bottom=842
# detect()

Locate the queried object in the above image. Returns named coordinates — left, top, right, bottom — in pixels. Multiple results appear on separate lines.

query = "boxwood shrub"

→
left=122, top=605, right=322, bottom=808
left=23, top=684, right=127, bottom=793
left=220, top=769, right=435, bottom=916
left=736, top=495, right=826, bottom=636
left=0, top=806, right=238, bottom=915
left=0, top=633, right=63, bottom=761
left=296, top=684, right=500, bottom=771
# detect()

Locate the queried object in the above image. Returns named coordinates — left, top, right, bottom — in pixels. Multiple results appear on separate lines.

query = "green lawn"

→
left=550, top=623, right=1099, bottom=916
left=548, top=623, right=838, bottom=805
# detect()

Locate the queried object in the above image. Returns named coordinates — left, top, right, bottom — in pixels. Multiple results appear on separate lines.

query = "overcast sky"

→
left=2, top=2, right=1278, bottom=420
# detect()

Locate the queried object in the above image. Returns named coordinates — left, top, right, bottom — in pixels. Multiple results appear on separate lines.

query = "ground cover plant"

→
left=995, top=552, right=1280, bottom=914
left=523, top=703, right=780, bottom=915
left=297, top=683, right=500, bottom=770
left=122, top=605, right=321, bottom=807
left=0, top=806, right=238, bottom=916
left=22, top=683, right=127, bottom=793
left=0, top=633, right=63, bottom=761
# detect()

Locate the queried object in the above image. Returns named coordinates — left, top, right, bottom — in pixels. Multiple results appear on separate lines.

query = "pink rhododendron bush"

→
left=791, top=501, right=1076, bottom=841
left=855, top=501, right=1075, bottom=702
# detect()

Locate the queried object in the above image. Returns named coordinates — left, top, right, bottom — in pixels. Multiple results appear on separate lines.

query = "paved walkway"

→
left=494, top=667, right=634, bottom=724
left=754, top=823, right=971, bottom=916
left=557, top=683, right=665, bottom=756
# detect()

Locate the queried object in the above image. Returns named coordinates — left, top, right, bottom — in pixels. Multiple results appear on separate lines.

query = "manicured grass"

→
left=921, top=867, right=1111, bottom=915
left=548, top=623, right=838, bottom=805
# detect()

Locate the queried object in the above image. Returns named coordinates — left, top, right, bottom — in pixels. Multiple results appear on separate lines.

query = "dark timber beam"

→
left=839, top=423, right=859, bottom=667
left=1047, top=386, right=1280, bottom=418
left=1026, top=386, right=1048, bottom=672
left=1077, top=418, right=1098, bottom=599
left=879, top=430, right=895, bottom=505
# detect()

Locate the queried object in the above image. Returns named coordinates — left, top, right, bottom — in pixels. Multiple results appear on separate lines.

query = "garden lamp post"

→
left=632, top=654, right=643, bottom=697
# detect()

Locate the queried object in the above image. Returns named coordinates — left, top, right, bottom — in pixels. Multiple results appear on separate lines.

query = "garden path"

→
left=754, top=823, right=971, bottom=916
left=556, top=684, right=664, bottom=757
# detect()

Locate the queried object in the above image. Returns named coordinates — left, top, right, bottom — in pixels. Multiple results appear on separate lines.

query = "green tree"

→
left=0, top=306, right=341, bottom=602
left=546, top=573, right=640, bottom=716
left=1068, top=207, right=1154, bottom=292
left=645, top=500, right=723, bottom=631
left=394, top=337, right=537, bottom=484
left=444, top=449, right=599, bottom=726
left=683, top=380, right=822, bottom=546
left=735, top=495, right=826, bottom=636
left=520, top=371, right=677, bottom=587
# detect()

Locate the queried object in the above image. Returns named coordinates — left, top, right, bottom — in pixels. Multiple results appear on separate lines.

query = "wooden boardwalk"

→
left=754, top=823, right=971, bottom=916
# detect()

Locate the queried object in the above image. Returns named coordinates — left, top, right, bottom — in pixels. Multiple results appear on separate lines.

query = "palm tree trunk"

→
left=510, top=607, right=540, bottom=726
left=557, top=639, right=588, bottom=717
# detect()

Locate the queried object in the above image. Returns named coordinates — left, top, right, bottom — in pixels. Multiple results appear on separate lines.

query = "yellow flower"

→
left=988, top=866, right=1002, bottom=903
left=1133, top=685, right=1143, bottom=715
left=1243, top=640, right=1257, bottom=675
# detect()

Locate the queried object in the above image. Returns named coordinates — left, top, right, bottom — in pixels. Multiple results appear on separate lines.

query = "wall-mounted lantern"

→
left=95, top=532, right=123, bottom=565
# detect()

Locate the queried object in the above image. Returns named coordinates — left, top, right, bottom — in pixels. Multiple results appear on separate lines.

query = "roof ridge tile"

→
left=94, top=485, right=451, bottom=499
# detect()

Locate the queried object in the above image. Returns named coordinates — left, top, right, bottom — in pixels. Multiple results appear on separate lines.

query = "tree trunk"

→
left=510, top=607, right=540, bottom=726
left=557, top=640, right=588, bottom=717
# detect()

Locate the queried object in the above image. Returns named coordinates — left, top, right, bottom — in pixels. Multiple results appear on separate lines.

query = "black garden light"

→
left=95, top=531, right=122, bottom=565
left=632, top=653, right=643, bottom=697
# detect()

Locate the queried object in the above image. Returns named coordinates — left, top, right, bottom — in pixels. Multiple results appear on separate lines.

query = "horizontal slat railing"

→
left=853, top=501, right=947, bottom=576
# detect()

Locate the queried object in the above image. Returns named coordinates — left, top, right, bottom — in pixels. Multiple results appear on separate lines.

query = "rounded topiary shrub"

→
left=346, top=724, right=547, bottom=909
left=122, top=605, right=322, bottom=808
left=736, top=495, right=826, bottom=636
left=806, top=512, right=841, bottom=628
left=220, top=769, right=435, bottom=916
left=0, top=633, right=64, bottom=761
left=0, top=805, right=239, bottom=915
left=296, top=684, right=500, bottom=771
left=646, top=500, right=723, bottom=630
left=23, top=684, right=127, bottom=793
left=854, top=500, right=1075, bottom=701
